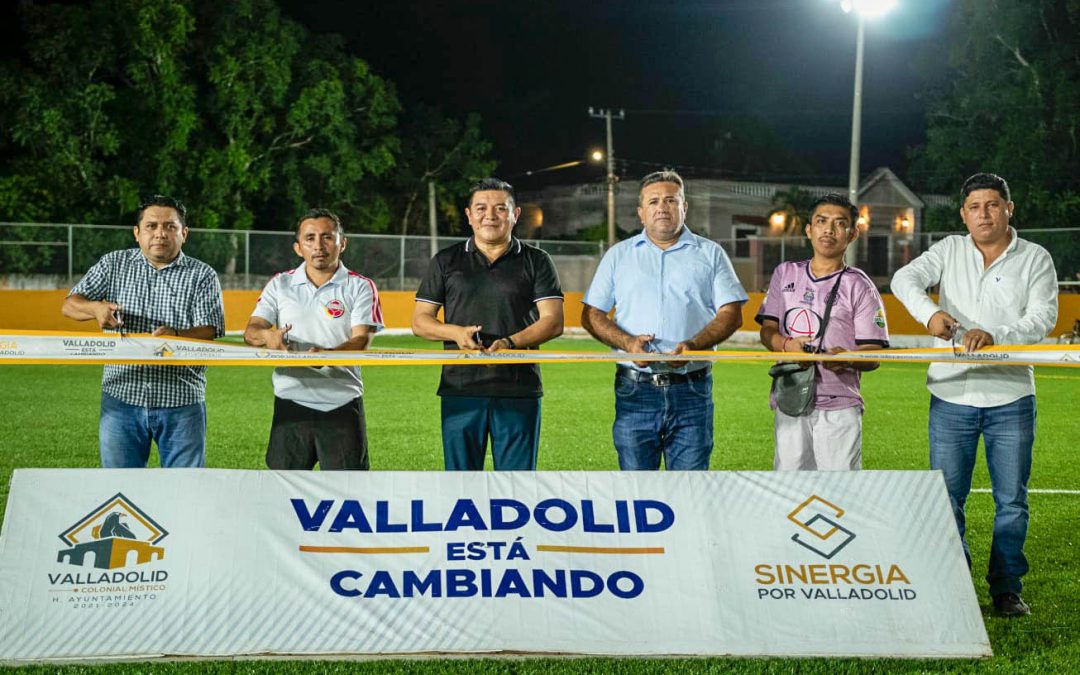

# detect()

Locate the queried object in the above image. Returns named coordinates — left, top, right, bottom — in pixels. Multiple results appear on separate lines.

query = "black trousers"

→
left=266, top=396, right=369, bottom=470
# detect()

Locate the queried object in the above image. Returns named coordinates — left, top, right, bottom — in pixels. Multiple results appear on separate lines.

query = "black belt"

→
left=616, top=366, right=709, bottom=387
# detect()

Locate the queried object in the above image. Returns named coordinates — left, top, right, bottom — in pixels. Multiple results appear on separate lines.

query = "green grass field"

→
left=1, top=335, right=1078, bottom=673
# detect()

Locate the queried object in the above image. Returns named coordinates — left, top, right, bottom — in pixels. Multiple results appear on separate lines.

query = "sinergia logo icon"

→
left=787, top=495, right=855, bottom=560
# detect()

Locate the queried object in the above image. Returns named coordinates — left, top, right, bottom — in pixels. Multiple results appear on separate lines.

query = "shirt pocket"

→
left=981, top=275, right=1026, bottom=319
left=669, top=260, right=715, bottom=304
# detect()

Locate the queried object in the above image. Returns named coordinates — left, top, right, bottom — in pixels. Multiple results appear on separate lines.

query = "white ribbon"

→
left=1, top=331, right=1077, bottom=368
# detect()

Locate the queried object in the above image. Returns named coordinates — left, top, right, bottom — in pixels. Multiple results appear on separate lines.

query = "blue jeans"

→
left=929, top=395, right=1035, bottom=596
left=440, top=396, right=541, bottom=471
left=612, top=371, right=713, bottom=470
left=99, top=393, right=207, bottom=468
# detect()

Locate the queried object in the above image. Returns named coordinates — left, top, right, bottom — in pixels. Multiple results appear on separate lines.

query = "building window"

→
left=733, top=225, right=758, bottom=259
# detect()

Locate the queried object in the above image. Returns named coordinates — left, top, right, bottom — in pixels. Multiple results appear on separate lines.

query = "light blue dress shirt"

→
left=583, top=226, right=748, bottom=372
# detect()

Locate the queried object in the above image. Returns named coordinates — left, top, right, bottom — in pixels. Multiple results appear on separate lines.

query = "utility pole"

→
left=428, top=180, right=438, bottom=258
left=588, top=107, right=625, bottom=247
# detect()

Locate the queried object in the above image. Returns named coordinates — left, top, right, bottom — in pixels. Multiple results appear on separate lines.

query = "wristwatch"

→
left=503, top=335, right=516, bottom=349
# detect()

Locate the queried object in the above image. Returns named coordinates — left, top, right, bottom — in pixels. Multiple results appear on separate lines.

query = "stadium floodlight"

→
left=840, top=0, right=898, bottom=18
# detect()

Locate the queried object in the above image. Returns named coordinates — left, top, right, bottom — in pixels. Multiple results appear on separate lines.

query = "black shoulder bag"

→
left=768, top=268, right=846, bottom=416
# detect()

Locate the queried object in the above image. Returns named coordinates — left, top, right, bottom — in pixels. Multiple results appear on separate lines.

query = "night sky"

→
left=280, top=0, right=955, bottom=189
left=0, top=0, right=957, bottom=190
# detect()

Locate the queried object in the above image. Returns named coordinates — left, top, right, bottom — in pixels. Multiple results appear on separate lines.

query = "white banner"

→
left=1, top=331, right=1077, bottom=367
left=0, top=469, right=990, bottom=660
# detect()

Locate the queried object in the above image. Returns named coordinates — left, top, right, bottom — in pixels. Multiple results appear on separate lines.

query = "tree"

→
left=0, top=0, right=400, bottom=233
left=704, top=116, right=816, bottom=181
left=0, top=0, right=197, bottom=223
left=909, top=0, right=1080, bottom=218
left=770, top=186, right=816, bottom=235
left=908, top=0, right=1080, bottom=279
left=389, top=105, right=497, bottom=236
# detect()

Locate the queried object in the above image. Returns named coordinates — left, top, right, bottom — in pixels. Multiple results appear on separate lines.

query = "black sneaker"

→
left=992, top=592, right=1031, bottom=617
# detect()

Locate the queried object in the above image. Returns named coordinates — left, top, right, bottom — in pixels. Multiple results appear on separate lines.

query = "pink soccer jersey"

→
left=755, top=261, right=890, bottom=410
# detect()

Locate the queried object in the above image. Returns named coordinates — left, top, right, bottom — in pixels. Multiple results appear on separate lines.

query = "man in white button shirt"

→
left=244, top=209, right=384, bottom=470
left=892, top=173, right=1058, bottom=618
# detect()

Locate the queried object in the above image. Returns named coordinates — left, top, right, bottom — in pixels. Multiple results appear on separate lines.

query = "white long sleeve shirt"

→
left=891, top=228, right=1058, bottom=407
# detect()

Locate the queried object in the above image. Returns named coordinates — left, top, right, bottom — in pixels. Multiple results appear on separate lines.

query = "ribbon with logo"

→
left=0, top=331, right=1077, bottom=368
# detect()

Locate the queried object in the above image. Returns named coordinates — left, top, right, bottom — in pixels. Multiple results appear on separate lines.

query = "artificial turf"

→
left=1, top=335, right=1077, bottom=673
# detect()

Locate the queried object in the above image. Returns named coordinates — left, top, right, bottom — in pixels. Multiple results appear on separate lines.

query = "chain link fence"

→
left=2, top=222, right=1076, bottom=293
left=0, top=223, right=604, bottom=291
left=714, top=229, right=1080, bottom=293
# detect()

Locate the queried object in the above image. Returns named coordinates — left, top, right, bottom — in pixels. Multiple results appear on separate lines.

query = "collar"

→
left=465, top=236, right=521, bottom=256
left=804, top=259, right=847, bottom=282
left=964, top=225, right=1018, bottom=255
left=136, top=249, right=186, bottom=270
left=632, top=225, right=697, bottom=251
left=290, top=261, right=349, bottom=286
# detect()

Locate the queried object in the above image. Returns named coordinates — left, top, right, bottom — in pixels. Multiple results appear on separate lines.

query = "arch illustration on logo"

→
left=783, top=307, right=823, bottom=338
left=57, top=493, right=168, bottom=570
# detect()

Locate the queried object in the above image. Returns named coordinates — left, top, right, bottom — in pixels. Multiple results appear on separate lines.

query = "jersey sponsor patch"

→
left=874, top=308, right=886, bottom=329
left=323, top=299, right=346, bottom=319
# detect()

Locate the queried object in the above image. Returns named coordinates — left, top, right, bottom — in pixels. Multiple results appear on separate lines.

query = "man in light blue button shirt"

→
left=582, top=170, right=748, bottom=470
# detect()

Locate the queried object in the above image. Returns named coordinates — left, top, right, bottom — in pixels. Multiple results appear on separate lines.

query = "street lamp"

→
left=522, top=151, right=605, bottom=177
left=840, top=0, right=897, bottom=264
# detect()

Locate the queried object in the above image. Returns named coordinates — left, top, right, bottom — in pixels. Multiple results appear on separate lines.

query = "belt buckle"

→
left=650, top=372, right=671, bottom=387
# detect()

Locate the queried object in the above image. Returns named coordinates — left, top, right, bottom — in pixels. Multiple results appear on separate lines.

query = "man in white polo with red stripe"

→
left=244, top=208, right=384, bottom=470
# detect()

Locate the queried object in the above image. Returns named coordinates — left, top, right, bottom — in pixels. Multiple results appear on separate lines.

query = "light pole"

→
left=847, top=13, right=865, bottom=210
left=840, top=0, right=896, bottom=264
left=588, top=107, right=625, bottom=247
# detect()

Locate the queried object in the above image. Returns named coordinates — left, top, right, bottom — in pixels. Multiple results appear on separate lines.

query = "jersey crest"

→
left=323, top=299, right=346, bottom=319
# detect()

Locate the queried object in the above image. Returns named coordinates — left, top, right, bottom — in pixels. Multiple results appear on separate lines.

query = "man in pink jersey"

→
left=244, top=208, right=384, bottom=470
left=755, top=194, right=889, bottom=470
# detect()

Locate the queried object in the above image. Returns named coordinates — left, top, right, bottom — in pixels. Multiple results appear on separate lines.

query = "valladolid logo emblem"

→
left=787, top=495, right=855, bottom=559
left=57, top=493, right=168, bottom=570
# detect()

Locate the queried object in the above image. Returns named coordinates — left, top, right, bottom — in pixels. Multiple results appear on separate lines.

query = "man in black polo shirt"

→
left=412, top=178, right=564, bottom=470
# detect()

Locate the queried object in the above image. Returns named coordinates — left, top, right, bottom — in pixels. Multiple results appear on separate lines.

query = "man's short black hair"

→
left=295, top=208, right=344, bottom=240
left=809, top=193, right=858, bottom=224
left=467, top=178, right=516, bottom=208
left=639, top=170, right=685, bottom=203
left=961, top=173, right=1011, bottom=203
left=136, top=194, right=187, bottom=227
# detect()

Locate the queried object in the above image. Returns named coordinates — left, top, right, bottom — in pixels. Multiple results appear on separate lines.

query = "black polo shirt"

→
left=416, top=237, right=563, bottom=398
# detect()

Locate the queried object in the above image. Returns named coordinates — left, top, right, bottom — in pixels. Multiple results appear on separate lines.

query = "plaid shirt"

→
left=70, top=248, right=225, bottom=407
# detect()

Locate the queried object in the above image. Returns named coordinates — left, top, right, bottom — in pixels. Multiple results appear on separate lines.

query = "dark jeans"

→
left=929, top=394, right=1035, bottom=596
left=612, top=370, right=713, bottom=470
left=440, top=396, right=541, bottom=471
left=267, top=396, right=369, bottom=470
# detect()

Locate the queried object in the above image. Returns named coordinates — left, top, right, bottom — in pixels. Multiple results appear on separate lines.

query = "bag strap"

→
left=811, top=268, right=847, bottom=354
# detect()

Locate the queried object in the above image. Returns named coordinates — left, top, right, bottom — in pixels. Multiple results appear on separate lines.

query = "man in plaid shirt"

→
left=62, top=195, right=225, bottom=468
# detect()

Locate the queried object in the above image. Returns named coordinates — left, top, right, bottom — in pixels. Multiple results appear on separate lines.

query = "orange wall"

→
left=2, top=289, right=1077, bottom=337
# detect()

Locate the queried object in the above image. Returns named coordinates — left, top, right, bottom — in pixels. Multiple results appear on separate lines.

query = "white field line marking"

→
left=971, top=489, right=1080, bottom=495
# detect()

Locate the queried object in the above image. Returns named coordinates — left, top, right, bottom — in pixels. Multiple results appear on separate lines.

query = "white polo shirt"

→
left=252, top=262, right=384, bottom=411
left=891, top=228, right=1058, bottom=407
